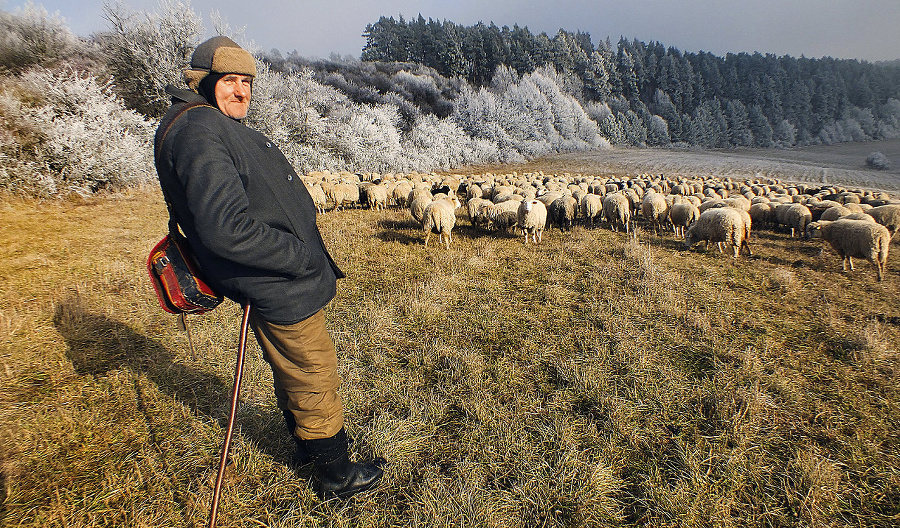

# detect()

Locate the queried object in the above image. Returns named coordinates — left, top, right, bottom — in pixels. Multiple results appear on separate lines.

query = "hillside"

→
left=0, top=172, right=898, bottom=525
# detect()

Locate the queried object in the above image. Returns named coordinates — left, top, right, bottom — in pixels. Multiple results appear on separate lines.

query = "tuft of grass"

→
left=1, top=188, right=898, bottom=526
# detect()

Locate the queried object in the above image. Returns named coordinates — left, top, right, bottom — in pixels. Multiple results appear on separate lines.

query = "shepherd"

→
left=154, top=36, right=384, bottom=499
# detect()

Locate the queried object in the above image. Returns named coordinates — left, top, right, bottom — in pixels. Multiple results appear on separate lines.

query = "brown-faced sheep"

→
left=807, top=219, right=890, bottom=281
left=684, top=207, right=751, bottom=257
left=423, top=196, right=462, bottom=249
left=517, top=199, right=549, bottom=244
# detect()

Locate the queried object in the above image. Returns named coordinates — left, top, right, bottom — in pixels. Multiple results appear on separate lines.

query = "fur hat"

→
left=183, top=36, right=257, bottom=92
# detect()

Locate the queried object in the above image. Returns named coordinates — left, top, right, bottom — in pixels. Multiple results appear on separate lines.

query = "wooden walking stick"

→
left=208, top=302, right=252, bottom=528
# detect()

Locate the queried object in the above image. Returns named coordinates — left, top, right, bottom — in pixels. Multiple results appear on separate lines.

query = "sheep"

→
left=549, top=195, right=578, bottom=231
left=602, top=193, right=631, bottom=232
left=517, top=199, right=548, bottom=244
left=303, top=181, right=327, bottom=214
left=391, top=180, right=414, bottom=207
left=409, top=193, right=433, bottom=224
left=668, top=202, right=701, bottom=239
left=684, top=207, right=751, bottom=257
left=362, top=183, right=389, bottom=210
left=819, top=204, right=852, bottom=222
left=483, top=200, right=520, bottom=232
left=748, top=202, right=775, bottom=230
left=327, top=182, right=358, bottom=211
left=467, top=197, right=493, bottom=228
left=781, top=203, right=813, bottom=237
left=866, top=204, right=900, bottom=237
left=581, top=194, right=603, bottom=227
left=640, top=192, right=669, bottom=234
left=422, top=196, right=462, bottom=249
left=807, top=219, right=891, bottom=281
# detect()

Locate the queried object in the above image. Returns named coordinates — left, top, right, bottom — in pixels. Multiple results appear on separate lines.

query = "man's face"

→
left=214, top=74, right=252, bottom=119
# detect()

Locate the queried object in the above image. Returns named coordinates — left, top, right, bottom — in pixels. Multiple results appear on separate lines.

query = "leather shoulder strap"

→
left=155, top=101, right=215, bottom=238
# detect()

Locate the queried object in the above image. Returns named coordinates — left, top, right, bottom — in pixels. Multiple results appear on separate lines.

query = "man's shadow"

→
left=52, top=293, right=300, bottom=469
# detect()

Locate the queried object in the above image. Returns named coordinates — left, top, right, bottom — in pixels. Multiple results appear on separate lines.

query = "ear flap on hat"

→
left=183, top=68, right=208, bottom=92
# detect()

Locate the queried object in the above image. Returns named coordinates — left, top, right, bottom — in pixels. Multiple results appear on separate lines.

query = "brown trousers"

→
left=249, top=308, right=344, bottom=440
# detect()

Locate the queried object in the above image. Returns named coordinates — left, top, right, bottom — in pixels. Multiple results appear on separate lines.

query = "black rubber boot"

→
left=282, top=409, right=312, bottom=466
left=305, top=428, right=384, bottom=499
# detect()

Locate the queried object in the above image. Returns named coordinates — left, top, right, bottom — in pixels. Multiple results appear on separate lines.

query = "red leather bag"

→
left=147, top=233, right=223, bottom=314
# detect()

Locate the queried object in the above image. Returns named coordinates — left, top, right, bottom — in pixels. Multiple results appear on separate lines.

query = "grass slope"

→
left=0, top=187, right=898, bottom=527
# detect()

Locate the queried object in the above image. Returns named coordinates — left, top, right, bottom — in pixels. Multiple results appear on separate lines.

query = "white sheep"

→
left=467, top=197, right=493, bottom=228
left=409, top=193, right=433, bottom=224
left=362, top=183, right=389, bottom=210
left=483, top=200, right=520, bottom=232
left=423, top=196, right=462, bottom=249
left=303, top=181, right=327, bottom=214
left=549, top=195, right=578, bottom=231
left=866, top=204, right=900, bottom=237
left=807, top=219, right=891, bottom=281
left=602, top=193, right=630, bottom=232
left=640, top=192, right=669, bottom=234
left=668, top=202, right=700, bottom=239
left=684, top=207, right=751, bottom=257
left=517, top=199, right=548, bottom=244
left=327, top=182, right=358, bottom=211
left=748, top=202, right=775, bottom=229
left=581, top=194, right=603, bottom=227
left=782, top=203, right=812, bottom=237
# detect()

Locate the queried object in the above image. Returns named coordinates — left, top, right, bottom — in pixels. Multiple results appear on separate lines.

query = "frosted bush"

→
left=100, top=0, right=202, bottom=117
left=865, top=151, right=891, bottom=171
left=0, top=68, right=154, bottom=196
left=0, top=2, right=79, bottom=71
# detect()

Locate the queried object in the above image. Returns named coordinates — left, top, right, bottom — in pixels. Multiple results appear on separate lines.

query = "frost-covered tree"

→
left=773, top=118, right=797, bottom=147
left=748, top=104, right=774, bottom=147
left=98, top=0, right=202, bottom=117
left=0, top=2, right=80, bottom=71
left=725, top=99, right=753, bottom=147
left=646, top=114, right=670, bottom=146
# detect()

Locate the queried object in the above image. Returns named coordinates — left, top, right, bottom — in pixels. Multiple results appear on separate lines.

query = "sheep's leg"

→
left=847, top=256, right=854, bottom=271
left=873, top=258, right=884, bottom=281
left=424, top=232, right=431, bottom=247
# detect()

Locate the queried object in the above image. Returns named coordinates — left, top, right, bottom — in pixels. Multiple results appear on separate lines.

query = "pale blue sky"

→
left=5, top=0, right=899, bottom=62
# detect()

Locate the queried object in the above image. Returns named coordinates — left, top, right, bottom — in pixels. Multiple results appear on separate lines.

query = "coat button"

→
left=287, top=175, right=292, bottom=181
left=266, top=142, right=272, bottom=148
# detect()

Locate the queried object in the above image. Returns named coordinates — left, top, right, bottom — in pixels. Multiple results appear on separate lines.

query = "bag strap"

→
left=155, top=101, right=215, bottom=238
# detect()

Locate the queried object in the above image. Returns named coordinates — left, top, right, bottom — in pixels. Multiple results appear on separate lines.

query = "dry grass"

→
left=1, top=186, right=899, bottom=527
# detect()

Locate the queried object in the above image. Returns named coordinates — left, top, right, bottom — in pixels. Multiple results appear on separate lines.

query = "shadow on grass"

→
left=52, top=293, right=298, bottom=469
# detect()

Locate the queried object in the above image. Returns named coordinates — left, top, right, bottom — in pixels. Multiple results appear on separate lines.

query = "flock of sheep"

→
left=301, top=170, right=900, bottom=281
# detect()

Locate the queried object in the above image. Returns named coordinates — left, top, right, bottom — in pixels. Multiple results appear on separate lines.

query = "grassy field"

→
left=0, top=167, right=899, bottom=526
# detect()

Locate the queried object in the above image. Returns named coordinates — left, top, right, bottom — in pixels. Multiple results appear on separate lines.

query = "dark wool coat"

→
left=155, top=86, right=344, bottom=325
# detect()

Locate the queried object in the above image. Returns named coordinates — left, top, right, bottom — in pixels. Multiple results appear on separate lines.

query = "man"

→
left=154, top=36, right=383, bottom=499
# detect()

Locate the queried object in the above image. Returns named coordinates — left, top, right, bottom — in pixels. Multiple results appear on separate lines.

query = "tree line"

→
left=359, top=15, right=900, bottom=148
